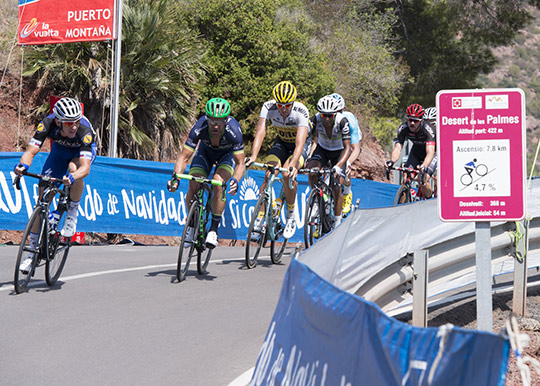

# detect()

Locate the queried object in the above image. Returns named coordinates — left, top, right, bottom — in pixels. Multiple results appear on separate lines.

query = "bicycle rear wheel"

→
left=245, top=194, right=268, bottom=269
left=45, top=210, right=72, bottom=285
left=14, top=207, right=44, bottom=294
left=304, top=189, right=323, bottom=249
left=177, top=203, right=200, bottom=282
left=394, top=185, right=411, bottom=205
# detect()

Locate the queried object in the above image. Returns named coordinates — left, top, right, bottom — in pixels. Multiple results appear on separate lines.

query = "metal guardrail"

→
left=355, top=216, right=540, bottom=317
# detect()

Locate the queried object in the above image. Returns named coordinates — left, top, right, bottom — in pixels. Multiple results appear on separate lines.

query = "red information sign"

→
left=18, top=0, right=117, bottom=45
left=436, top=89, right=526, bottom=222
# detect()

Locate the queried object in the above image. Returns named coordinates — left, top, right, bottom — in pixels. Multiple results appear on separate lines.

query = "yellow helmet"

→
left=272, top=81, right=297, bottom=104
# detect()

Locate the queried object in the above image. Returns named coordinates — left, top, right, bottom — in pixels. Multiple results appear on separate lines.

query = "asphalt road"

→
left=0, top=243, right=297, bottom=386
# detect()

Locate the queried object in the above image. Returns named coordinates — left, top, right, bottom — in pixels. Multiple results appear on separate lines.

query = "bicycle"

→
left=299, top=167, right=341, bottom=249
left=460, top=161, right=488, bottom=186
left=174, top=173, right=226, bottom=282
left=13, top=171, right=72, bottom=294
left=245, top=162, right=290, bottom=269
left=387, top=165, right=433, bottom=205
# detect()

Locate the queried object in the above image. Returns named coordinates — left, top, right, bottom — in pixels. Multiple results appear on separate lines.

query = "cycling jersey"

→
left=309, top=112, right=351, bottom=152
left=30, top=113, right=96, bottom=160
left=342, top=111, right=362, bottom=145
left=184, top=115, right=244, bottom=177
left=184, top=116, right=243, bottom=154
left=259, top=100, right=310, bottom=143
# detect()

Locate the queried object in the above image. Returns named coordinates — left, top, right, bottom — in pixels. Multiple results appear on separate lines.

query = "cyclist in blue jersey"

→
left=330, top=93, right=362, bottom=214
left=167, top=98, right=245, bottom=249
left=14, top=97, right=97, bottom=273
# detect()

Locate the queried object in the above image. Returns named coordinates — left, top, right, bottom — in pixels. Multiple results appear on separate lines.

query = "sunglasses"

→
left=62, top=121, right=79, bottom=127
left=207, top=116, right=227, bottom=125
left=408, top=118, right=421, bottom=123
left=276, top=103, right=293, bottom=109
left=321, top=113, right=336, bottom=119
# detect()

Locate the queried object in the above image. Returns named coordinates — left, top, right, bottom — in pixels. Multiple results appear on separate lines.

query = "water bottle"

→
left=48, top=210, right=60, bottom=233
left=323, top=193, right=331, bottom=215
left=273, top=197, right=283, bottom=218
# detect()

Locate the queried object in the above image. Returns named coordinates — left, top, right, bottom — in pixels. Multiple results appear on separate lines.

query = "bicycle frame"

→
left=300, top=167, right=339, bottom=231
left=250, top=162, right=288, bottom=241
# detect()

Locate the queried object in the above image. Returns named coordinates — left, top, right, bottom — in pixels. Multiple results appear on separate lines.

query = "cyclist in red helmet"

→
left=385, top=103, right=437, bottom=198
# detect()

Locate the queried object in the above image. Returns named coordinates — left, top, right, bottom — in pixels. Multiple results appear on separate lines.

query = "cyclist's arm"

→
left=18, top=145, right=40, bottom=169
left=336, top=139, right=351, bottom=170
left=232, top=151, right=246, bottom=183
left=248, top=117, right=267, bottom=163
left=290, top=125, right=308, bottom=168
left=173, top=146, right=195, bottom=175
left=422, top=143, right=435, bottom=169
left=348, top=142, right=361, bottom=165
left=389, top=142, right=402, bottom=164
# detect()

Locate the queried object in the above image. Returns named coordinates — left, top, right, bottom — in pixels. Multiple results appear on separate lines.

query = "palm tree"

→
left=23, top=0, right=206, bottom=161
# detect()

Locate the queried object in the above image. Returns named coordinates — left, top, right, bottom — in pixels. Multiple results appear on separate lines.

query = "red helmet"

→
left=406, top=103, right=425, bottom=119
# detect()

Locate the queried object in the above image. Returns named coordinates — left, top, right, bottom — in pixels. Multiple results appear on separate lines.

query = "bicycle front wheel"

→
left=197, top=212, right=212, bottom=274
left=394, top=185, right=411, bottom=205
left=245, top=194, right=268, bottom=269
left=270, top=201, right=288, bottom=264
left=304, top=190, right=322, bottom=249
left=45, top=213, right=72, bottom=286
left=177, top=203, right=201, bottom=282
left=14, top=207, right=44, bottom=294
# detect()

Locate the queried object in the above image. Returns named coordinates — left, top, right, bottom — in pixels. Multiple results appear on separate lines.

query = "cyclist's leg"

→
left=422, top=155, right=438, bottom=199
left=327, top=150, right=343, bottom=222
left=307, top=147, right=324, bottom=188
left=206, top=152, right=233, bottom=246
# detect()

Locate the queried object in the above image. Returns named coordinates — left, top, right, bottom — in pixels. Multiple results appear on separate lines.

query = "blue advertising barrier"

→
left=0, top=152, right=398, bottom=242
left=250, top=258, right=509, bottom=386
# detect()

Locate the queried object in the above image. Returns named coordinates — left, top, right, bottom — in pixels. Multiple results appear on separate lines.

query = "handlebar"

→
left=248, top=162, right=289, bottom=173
left=174, top=173, right=225, bottom=187
left=13, top=170, right=65, bottom=191
left=385, top=165, right=423, bottom=181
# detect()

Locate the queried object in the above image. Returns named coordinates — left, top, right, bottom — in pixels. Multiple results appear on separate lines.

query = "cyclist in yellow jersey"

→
left=247, top=81, right=311, bottom=239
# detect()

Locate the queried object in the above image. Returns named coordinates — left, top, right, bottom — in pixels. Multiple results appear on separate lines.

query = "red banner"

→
left=18, top=0, right=117, bottom=45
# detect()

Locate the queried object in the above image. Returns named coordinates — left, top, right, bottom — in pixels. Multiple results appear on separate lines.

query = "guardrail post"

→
left=412, top=250, right=428, bottom=327
left=476, top=221, right=493, bottom=332
left=512, top=219, right=529, bottom=316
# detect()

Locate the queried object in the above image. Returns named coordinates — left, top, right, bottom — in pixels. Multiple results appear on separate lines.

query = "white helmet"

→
left=330, top=93, right=345, bottom=110
left=424, top=107, right=437, bottom=121
left=53, top=97, right=82, bottom=122
left=317, top=95, right=341, bottom=114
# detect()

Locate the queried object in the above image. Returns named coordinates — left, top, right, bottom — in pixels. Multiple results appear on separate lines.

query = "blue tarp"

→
left=0, top=152, right=398, bottom=242
left=250, top=258, right=509, bottom=386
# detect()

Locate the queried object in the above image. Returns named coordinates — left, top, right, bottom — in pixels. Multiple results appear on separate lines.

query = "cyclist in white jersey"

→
left=247, top=81, right=311, bottom=239
left=330, top=93, right=362, bottom=214
left=307, top=95, right=351, bottom=227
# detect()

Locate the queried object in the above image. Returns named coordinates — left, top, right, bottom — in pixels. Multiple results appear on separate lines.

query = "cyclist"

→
left=424, top=106, right=437, bottom=129
left=167, top=98, right=245, bottom=249
left=247, top=81, right=310, bottom=239
left=307, top=95, right=351, bottom=227
left=14, top=97, right=97, bottom=273
left=330, top=93, right=362, bottom=215
left=385, top=103, right=437, bottom=198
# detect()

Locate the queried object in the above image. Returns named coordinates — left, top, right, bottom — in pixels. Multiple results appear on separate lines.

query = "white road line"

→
left=0, top=258, right=246, bottom=292
left=227, top=368, right=254, bottom=386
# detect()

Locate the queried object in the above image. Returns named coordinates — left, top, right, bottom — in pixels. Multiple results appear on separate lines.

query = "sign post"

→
left=437, top=88, right=526, bottom=331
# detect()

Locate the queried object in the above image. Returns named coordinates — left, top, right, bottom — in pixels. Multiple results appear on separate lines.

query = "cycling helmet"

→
left=424, top=107, right=437, bottom=121
left=53, top=97, right=82, bottom=122
left=317, top=95, right=341, bottom=114
left=406, top=103, right=425, bottom=119
left=330, top=93, right=345, bottom=110
left=205, top=98, right=231, bottom=118
left=272, top=81, right=297, bottom=104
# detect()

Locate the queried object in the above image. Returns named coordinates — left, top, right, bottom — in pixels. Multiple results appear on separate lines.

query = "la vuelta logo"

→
left=20, top=18, right=39, bottom=38
left=228, top=177, right=260, bottom=229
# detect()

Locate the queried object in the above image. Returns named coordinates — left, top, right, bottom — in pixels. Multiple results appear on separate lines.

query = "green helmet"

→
left=205, top=98, right=231, bottom=118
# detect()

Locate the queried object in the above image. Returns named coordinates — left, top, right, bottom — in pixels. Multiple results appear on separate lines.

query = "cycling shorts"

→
left=266, top=137, right=310, bottom=168
left=404, top=152, right=438, bottom=176
left=189, top=144, right=234, bottom=177
left=41, top=141, right=97, bottom=179
left=309, top=147, right=343, bottom=168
